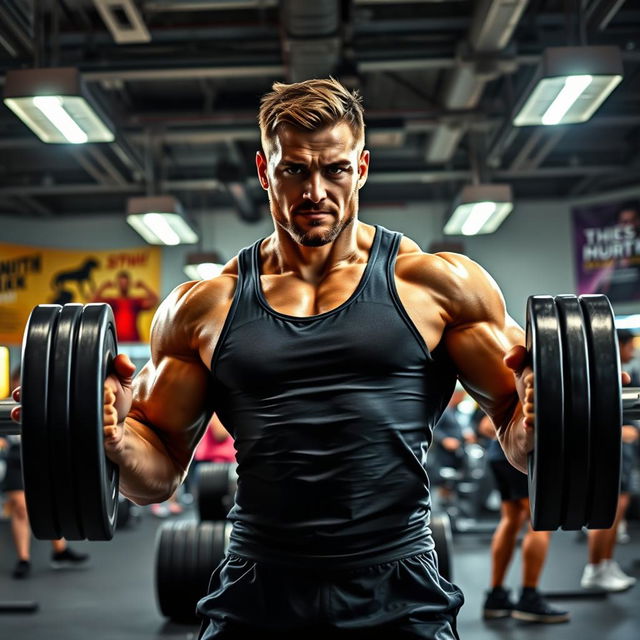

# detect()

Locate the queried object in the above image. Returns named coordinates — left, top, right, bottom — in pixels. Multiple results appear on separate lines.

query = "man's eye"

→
left=327, top=166, right=346, bottom=175
left=284, top=167, right=304, bottom=175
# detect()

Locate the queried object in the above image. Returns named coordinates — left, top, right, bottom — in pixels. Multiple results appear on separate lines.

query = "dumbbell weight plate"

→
left=197, top=462, right=236, bottom=521
left=21, top=304, right=62, bottom=540
left=555, top=296, right=591, bottom=530
left=155, top=522, right=177, bottom=619
left=526, top=296, right=565, bottom=531
left=73, top=303, right=119, bottom=540
left=431, top=512, right=453, bottom=582
left=155, top=520, right=229, bottom=622
left=579, top=295, right=622, bottom=529
left=50, top=304, right=85, bottom=540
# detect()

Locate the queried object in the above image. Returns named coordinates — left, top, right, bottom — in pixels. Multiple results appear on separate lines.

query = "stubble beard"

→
left=271, top=186, right=359, bottom=247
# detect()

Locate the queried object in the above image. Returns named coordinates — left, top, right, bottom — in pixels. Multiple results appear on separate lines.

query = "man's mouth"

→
left=296, top=210, right=332, bottom=217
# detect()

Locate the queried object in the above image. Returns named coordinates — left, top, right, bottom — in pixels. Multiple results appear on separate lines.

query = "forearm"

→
left=114, top=418, right=185, bottom=505
left=496, top=401, right=529, bottom=474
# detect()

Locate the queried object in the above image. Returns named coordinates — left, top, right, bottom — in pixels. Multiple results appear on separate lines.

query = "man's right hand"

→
left=103, top=354, right=136, bottom=463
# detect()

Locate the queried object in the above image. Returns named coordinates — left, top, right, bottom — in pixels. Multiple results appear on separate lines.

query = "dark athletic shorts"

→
left=489, top=458, right=528, bottom=502
left=2, top=443, right=23, bottom=492
left=197, top=549, right=464, bottom=639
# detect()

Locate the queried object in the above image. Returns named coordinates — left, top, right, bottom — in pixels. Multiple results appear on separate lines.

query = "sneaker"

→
left=483, top=586, right=514, bottom=619
left=50, top=547, right=90, bottom=570
left=603, top=560, right=636, bottom=588
left=12, top=560, right=31, bottom=579
left=581, top=562, right=634, bottom=592
left=511, top=589, right=570, bottom=623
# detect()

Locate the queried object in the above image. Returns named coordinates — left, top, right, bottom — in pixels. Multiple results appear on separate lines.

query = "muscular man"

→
left=18, top=79, right=534, bottom=638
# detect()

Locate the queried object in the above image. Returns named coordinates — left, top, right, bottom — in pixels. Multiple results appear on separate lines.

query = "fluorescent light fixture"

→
left=514, top=46, right=622, bottom=126
left=3, top=67, right=115, bottom=143
left=444, top=184, right=514, bottom=236
left=126, top=196, right=198, bottom=246
left=184, top=252, right=225, bottom=281
left=33, top=96, right=88, bottom=143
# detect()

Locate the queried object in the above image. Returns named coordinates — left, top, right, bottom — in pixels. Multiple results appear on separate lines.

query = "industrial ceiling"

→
left=0, top=0, right=639, bottom=222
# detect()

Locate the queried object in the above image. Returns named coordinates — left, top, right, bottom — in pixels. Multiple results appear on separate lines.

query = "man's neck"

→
left=264, top=221, right=370, bottom=284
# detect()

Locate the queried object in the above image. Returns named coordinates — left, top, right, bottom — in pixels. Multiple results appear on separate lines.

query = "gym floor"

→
left=0, top=507, right=638, bottom=640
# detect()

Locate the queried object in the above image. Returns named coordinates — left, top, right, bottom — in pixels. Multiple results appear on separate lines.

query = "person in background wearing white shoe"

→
left=581, top=329, right=639, bottom=592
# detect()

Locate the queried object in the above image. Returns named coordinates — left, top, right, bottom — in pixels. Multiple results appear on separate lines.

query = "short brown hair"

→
left=258, top=77, right=365, bottom=153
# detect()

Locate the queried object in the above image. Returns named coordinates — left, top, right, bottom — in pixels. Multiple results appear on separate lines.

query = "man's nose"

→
left=302, top=173, right=327, bottom=203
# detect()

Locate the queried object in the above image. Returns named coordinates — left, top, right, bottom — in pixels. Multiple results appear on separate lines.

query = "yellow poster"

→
left=0, top=243, right=161, bottom=345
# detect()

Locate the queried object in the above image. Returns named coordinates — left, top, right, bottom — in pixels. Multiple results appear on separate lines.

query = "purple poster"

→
left=572, top=199, right=640, bottom=303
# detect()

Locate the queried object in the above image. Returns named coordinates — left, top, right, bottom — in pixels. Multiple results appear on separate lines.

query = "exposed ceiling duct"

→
left=425, top=0, right=529, bottom=164
left=281, top=0, right=342, bottom=83
left=0, top=0, right=33, bottom=58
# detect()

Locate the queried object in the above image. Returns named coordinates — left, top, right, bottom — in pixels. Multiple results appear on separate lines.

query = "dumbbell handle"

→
left=622, top=387, right=640, bottom=421
left=3, top=390, right=640, bottom=438
left=0, top=399, right=21, bottom=436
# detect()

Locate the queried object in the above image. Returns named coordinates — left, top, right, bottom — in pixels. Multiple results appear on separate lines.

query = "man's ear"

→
left=357, top=149, right=370, bottom=189
left=256, top=151, right=269, bottom=190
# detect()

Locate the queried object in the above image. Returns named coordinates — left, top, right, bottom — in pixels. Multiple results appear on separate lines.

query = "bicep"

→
left=128, top=354, right=213, bottom=472
left=444, top=315, right=523, bottom=423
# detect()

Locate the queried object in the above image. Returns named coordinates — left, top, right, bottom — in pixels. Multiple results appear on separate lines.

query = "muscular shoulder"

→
left=151, top=259, right=238, bottom=357
left=395, top=244, right=506, bottom=325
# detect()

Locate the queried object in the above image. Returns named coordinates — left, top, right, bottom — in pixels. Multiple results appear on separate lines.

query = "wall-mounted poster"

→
left=572, top=199, right=640, bottom=303
left=0, top=243, right=161, bottom=345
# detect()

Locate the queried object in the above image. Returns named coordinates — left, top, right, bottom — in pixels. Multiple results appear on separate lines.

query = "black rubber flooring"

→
left=1, top=507, right=639, bottom=639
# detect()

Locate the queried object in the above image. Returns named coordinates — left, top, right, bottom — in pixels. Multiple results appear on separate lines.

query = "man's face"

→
left=620, top=339, right=635, bottom=364
left=618, top=208, right=640, bottom=235
left=256, top=122, right=369, bottom=247
left=117, top=275, right=130, bottom=295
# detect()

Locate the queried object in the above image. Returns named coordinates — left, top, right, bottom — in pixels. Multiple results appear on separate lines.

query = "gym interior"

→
left=1, top=1, right=640, bottom=639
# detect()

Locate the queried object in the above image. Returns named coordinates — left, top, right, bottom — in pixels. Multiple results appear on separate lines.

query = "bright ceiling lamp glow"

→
left=126, top=196, right=198, bottom=246
left=3, top=68, right=115, bottom=143
left=32, top=96, right=88, bottom=143
left=183, top=251, right=225, bottom=281
left=460, top=202, right=497, bottom=236
left=444, top=185, right=514, bottom=236
left=184, top=262, right=224, bottom=281
left=541, top=75, right=592, bottom=125
left=513, top=46, right=623, bottom=127
left=142, top=213, right=181, bottom=245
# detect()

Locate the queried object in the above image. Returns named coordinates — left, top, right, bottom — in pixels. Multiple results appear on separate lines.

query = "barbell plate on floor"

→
left=184, top=520, right=198, bottom=597
left=579, top=295, right=621, bottom=529
left=73, top=303, right=119, bottom=540
left=173, top=521, right=191, bottom=614
left=50, top=304, right=85, bottom=540
left=197, top=462, right=237, bottom=521
left=116, top=495, right=132, bottom=529
left=21, top=304, right=62, bottom=540
left=555, top=296, right=591, bottom=531
left=155, top=521, right=177, bottom=619
left=526, top=296, right=564, bottom=531
left=198, top=521, right=216, bottom=608
left=155, top=520, right=229, bottom=622
left=430, top=512, right=453, bottom=582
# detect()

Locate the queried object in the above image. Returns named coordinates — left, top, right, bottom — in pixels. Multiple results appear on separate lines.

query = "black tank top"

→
left=210, top=225, right=457, bottom=568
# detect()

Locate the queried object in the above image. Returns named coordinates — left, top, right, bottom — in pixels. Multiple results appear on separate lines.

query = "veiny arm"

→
left=104, top=276, right=236, bottom=503
left=435, top=253, right=532, bottom=472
